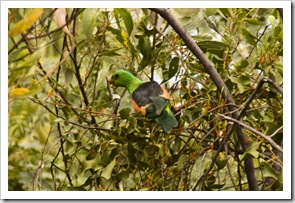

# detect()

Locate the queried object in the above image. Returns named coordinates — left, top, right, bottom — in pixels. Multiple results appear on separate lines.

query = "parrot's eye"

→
left=113, top=74, right=119, bottom=79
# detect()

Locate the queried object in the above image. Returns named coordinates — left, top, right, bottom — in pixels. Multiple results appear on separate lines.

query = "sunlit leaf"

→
left=205, top=8, right=218, bottom=16
left=242, top=28, right=257, bottom=46
left=241, top=141, right=260, bottom=160
left=53, top=8, right=72, bottom=37
left=101, top=159, right=117, bottom=180
left=9, top=8, right=44, bottom=36
left=177, top=155, right=189, bottom=171
left=9, top=88, right=30, bottom=97
left=114, top=8, right=133, bottom=36
left=82, top=8, right=99, bottom=38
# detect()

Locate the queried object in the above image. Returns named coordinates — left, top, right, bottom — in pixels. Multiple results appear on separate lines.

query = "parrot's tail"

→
left=156, top=107, right=178, bottom=133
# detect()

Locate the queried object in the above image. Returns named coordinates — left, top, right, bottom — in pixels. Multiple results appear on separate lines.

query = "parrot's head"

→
left=110, top=70, right=136, bottom=88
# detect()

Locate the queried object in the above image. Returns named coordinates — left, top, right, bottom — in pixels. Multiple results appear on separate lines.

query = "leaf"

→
left=262, top=162, right=278, bottom=179
left=116, top=170, right=130, bottom=181
left=242, top=28, right=257, bottom=46
left=64, top=67, right=73, bottom=88
left=231, top=75, right=251, bottom=86
left=100, top=48, right=122, bottom=57
left=138, top=37, right=151, bottom=58
left=230, top=74, right=251, bottom=93
left=168, top=57, right=179, bottom=80
left=144, top=145, right=159, bottom=158
left=245, top=18, right=262, bottom=25
left=237, top=12, right=247, bottom=22
left=219, top=8, right=231, bottom=18
left=9, top=8, right=44, bottom=36
left=241, top=141, right=260, bottom=160
left=119, top=107, right=131, bottom=120
left=273, top=26, right=282, bottom=39
left=206, top=174, right=216, bottom=186
left=101, top=159, right=116, bottom=180
left=237, top=59, right=249, bottom=69
left=9, top=88, right=30, bottom=97
left=82, top=8, right=99, bottom=38
left=114, top=8, right=133, bottom=36
left=197, top=41, right=227, bottom=58
left=268, top=15, right=276, bottom=29
left=9, top=46, right=30, bottom=63
left=108, top=27, right=124, bottom=43
left=205, top=8, right=218, bottom=16
left=215, top=153, right=227, bottom=170
left=177, top=155, right=189, bottom=171
left=53, top=8, right=72, bottom=37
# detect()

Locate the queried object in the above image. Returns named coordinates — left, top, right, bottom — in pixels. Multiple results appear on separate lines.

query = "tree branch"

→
left=150, top=8, right=258, bottom=190
left=218, top=114, right=283, bottom=153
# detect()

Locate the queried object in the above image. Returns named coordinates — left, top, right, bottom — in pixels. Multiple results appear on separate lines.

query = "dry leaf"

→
left=53, top=8, right=73, bottom=38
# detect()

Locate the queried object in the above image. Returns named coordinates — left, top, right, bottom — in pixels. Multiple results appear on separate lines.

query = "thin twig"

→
left=270, top=126, right=283, bottom=138
left=218, top=114, right=283, bottom=153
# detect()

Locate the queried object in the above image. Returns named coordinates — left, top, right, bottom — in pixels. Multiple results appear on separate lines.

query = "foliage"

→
left=8, top=8, right=283, bottom=191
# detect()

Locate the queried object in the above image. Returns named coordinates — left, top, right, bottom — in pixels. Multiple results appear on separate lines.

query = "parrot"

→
left=110, top=70, right=178, bottom=132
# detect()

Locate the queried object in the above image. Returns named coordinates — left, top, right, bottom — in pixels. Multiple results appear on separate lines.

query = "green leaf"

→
left=116, top=170, right=130, bottom=181
left=144, top=145, right=159, bottom=158
left=205, top=8, right=218, bottom=16
left=245, top=18, right=262, bottom=25
left=242, top=28, right=257, bottom=46
left=64, top=67, right=73, bottom=88
left=101, top=159, right=116, bottom=180
left=236, top=75, right=251, bottom=85
left=262, top=162, right=278, bottom=179
left=237, top=59, right=249, bottom=69
left=119, top=107, right=131, bottom=120
left=237, top=12, right=247, bottom=22
left=168, top=57, right=179, bottom=79
left=138, top=56, right=150, bottom=70
left=114, top=8, right=133, bottom=36
left=9, top=46, right=30, bottom=63
left=241, top=141, right=260, bottom=160
left=219, top=8, right=231, bottom=18
left=108, top=27, right=124, bottom=44
left=215, top=153, right=227, bottom=170
left=82, top=8, right=99, bottom=38
left=177, top=155, right=189, bottom=171
left=273, top=25, right=282, bottom=39
left=206, top=174, right=216, bottom=186
left=100, top=48, right=122, bottom=57
left=197, top=41, right=227, bottom=58
left=138, top=37, right=151, bottom=58
left=268, top=15, right=276, bottom=28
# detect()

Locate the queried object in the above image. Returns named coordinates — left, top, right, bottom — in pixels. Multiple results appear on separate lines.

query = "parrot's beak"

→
left=109, top=78, right=118, bottom=89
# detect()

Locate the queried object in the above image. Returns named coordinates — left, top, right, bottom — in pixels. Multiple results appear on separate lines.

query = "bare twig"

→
left=270, top=126, right=283, bottom=138
left=218, top=114, right=283, bottom=153
left=30, top=98, right=111, bottom=132
left=238, top=77, right=282, bottom=122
